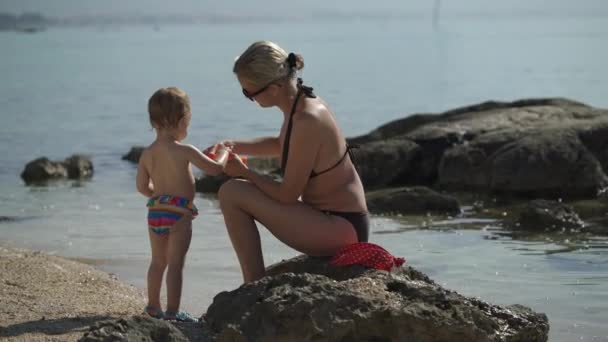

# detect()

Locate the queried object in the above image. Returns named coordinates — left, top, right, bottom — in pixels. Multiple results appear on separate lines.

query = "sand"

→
left=0, top=245, right=147, bottom=341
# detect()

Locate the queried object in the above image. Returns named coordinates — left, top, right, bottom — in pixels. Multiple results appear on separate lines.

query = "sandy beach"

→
left=0, top=244, right=147, bottom=341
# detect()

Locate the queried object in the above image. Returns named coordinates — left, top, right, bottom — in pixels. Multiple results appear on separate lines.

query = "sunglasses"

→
left=242, top=83, right=273, bottom=101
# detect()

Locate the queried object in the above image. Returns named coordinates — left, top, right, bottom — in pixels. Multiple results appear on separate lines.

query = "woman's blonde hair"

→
left=233, top=41, right=304, bottom=87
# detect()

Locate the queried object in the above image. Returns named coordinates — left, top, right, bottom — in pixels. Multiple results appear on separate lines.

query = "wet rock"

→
left=195, top=158, right=281, bottom=193
left=350, top=98, right=608, bottom=199
left=195, top=174, right=229, bottom=193
left=517, top=199, right=585, bottom=231
left=21, top=155, right=93, bottom=185
left=598, top=187, right=608, bottom=202
left=21, top=157, right=67, bottom=184
left=353, top=139, right=422, bottom=189
left=206, top=255, right=549, bottom=342
left=64, top=154, right=94, bottom=179
left=121, top=146, right=144, bottom=163
left=79, top=315, right=188, bottom=342
left=367, top=186, right=460, bottom=215
left=490, top=132, right=606, bottom=197
left=0, top=216, right=29, bottom=223
left=246, top=156, right=280, bottom=174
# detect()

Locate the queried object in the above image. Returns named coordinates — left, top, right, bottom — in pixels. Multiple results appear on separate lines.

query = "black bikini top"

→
left=280, top=78, right=356, bottom=179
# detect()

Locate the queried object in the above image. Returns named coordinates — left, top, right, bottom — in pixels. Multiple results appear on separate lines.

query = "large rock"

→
left=206, top=255, right=549, bottom=342
left=349, top=98, right=608, bottom=199
left=80, top=315, right=188, bottom=342
left=353, top=139, right=422, bottom=189
left=21, top=155, right=93, bottom=185
left=440, top=131, right=607, bottom=197
left=367, top=186, right=460, bottom=215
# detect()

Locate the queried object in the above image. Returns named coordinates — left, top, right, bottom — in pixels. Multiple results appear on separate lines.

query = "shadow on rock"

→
left=0, top=315, right=114, bottom=339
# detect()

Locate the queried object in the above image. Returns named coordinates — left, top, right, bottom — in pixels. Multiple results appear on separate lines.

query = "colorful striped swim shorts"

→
left=147, top=195, right=198, bottom=236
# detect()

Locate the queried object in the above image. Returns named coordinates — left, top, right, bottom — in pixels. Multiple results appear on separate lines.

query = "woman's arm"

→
left=183, top=144, right=229, bottom=176
left=221, top=136, right=280, bottom=156
left=228, top=114, right=321, bottom=204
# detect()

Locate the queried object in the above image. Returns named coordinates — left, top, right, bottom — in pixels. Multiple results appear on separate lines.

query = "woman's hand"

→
left=204, top=140, right=235, bottom=155
left=224, top=152, right=249, bottom=178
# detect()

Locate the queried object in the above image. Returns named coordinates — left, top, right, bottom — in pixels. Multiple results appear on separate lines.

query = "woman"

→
left=210, top=41, right=369, bottom=283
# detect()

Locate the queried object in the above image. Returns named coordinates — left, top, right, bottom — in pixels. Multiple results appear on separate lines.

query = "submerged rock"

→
left=64, top=154, right=94, bottom=179
left=367, top=186, right=460, bottom=215
left=21, top=155, right=94, bottom=185
left=195, top=174, right=229, bottom=193
left=21, top=157, right=68, bottom=184
left=517, top=199, right=585, bottom=232
left=245, top=156, right=280, bottom=174
left=121, top=146, right=145, bottom=163
left=206, top=255, right=549, bottom=342
left=195, top=157, right=281, bottom=193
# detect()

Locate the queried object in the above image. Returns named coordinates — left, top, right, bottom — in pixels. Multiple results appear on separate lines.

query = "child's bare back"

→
left=140, top=139, right=221, bottom=201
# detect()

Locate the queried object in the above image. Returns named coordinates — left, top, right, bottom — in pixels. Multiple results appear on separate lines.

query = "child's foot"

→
left=143, top=306, right=164, bottom=319
left=164, top=310, right=198, bottom=323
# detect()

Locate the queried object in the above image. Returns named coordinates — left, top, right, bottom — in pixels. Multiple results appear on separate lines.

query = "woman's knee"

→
left=218, top=179, right=251, bottom=206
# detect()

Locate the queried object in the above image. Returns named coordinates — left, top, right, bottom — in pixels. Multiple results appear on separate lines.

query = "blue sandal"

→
left=143, top=306, right=164, bottom=319
left=164, top=310, right=198, bottom=323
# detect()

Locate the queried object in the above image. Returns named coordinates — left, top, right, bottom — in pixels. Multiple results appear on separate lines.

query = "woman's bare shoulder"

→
left=296, top=98, right=333, bottom=125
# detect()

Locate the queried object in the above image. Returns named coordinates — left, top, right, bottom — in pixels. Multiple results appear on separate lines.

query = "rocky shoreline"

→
left=13, top=97, right=608, bottom=340
left=0, top=245, right=550, bottom=341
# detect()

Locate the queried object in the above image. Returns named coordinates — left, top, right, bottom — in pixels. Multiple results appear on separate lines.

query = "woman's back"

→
left=279, top=97, right=367, bottom=213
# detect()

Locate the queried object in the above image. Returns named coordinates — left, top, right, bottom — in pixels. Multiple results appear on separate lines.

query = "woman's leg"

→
left=218, top=179, right=358, bottom=282
left=165, top=216, right=192, bottom=313
left=147, top=230, right=168, bottom=313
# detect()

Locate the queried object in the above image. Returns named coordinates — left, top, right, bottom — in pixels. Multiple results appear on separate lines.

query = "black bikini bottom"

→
left=323, top=211, right=369, bottom=243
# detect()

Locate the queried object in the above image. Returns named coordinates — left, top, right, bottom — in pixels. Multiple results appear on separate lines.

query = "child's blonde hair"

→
left=148, top=87, right=191, bottom=129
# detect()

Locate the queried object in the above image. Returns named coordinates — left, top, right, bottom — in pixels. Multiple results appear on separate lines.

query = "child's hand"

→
left=224, top=152, right=248, bottom=178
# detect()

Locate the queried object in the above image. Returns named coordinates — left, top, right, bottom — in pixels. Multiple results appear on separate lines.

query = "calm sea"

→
left=1, top=5, right=607, bottom=341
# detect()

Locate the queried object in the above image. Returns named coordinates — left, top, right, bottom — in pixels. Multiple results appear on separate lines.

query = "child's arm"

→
left=136, top=150, right=154, bottom=197
left=183, top=144, right=229, bottom=176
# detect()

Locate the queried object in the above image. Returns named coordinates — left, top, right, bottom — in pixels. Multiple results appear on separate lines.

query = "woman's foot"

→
left=143, top=306, right=164, bottom=319
left=164, top=310, right=199, bottom=323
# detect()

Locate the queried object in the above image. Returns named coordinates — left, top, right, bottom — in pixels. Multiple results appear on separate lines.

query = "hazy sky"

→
left=1, top=0, right=606, bottom=17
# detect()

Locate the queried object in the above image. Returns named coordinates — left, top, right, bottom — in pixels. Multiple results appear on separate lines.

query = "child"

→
left=136, top=87, right=230, bottom=322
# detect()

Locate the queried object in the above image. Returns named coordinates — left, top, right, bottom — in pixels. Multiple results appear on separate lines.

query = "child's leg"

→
left=165, top=216, right=193, bottom=314
left=147, top=230, right=169, bottom=313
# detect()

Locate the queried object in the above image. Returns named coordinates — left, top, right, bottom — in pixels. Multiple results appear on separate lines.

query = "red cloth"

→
left=330, top=242, right=405, bottom=271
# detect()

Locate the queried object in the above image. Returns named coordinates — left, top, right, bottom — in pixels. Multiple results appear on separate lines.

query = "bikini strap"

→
left=297, top=77, right=316, bottom=98
left=280, top=78, right=316, bottom=174
left=309, top=143, right=360, bottom=178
